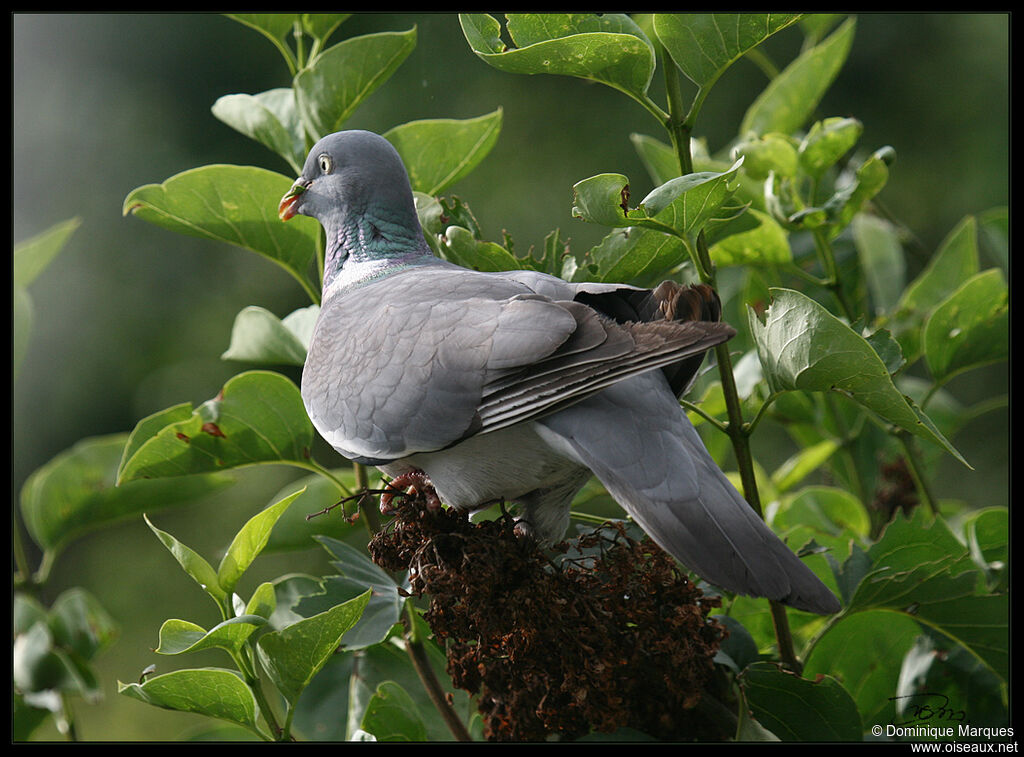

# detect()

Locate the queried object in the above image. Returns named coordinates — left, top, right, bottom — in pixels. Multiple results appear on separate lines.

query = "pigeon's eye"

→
left=318, top=154, right=333, bottom=174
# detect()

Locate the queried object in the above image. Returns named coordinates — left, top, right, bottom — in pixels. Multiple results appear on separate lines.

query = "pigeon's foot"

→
left=379, top=469, right=442, bottom=514
left=512, top=517, right=537, bottom=541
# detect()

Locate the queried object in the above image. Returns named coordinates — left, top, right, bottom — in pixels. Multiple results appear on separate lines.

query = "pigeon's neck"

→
left=322, top=205, right=435, bottom=293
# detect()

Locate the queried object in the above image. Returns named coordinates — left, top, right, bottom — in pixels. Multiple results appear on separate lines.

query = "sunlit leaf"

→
left=145, top=514, right=227, bottom=605
left=155, top=615, right=266, bottom=657
left=740, top=17, right=856, bottom=136
left=384, top=109, right=503, bottom=195
left=124, top=165, right=320, bottom=298
left=654, top=13, right=801, bottom=88
left=117, top=371, right=314, bottom=483
left=118, top=668, right=261, bottom=734
left=799, top=117, right=863, bottom=177
left=19, top=434, right=230, bottom=555
left=14, top=217, right=81, bottom=289
left=212, top=89, right=305, bottom=173
left=460, top=13, right=655, bottom=100
left=294, top=28, right=417, bottom=140
left=218, top=488, right=304, bottom=594
left=257, top=590, right=371, bottom=705
left=222, top=305, right=319, bottom=366
left=748, top=288, right=967, bottom=466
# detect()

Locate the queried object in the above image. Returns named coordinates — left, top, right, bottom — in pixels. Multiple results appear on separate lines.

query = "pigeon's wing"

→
left=537, top=372, right=842, bottom=614
left=503, top=270, right=725, bottom=397
left=301, top=265, right=733, bottom=464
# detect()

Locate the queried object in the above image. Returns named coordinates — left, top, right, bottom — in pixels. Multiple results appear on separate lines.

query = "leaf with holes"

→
left=117, top=371, right=314, bottom=484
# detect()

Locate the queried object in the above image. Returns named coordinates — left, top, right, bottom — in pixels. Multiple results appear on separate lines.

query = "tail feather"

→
left=538, top=374, right=841, bottom=615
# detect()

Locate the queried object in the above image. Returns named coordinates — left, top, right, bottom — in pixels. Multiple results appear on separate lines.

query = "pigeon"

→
left=279, top=130, right=840, bottom=615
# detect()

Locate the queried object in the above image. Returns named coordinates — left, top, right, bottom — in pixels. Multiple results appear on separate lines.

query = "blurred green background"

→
left=13, top=14, right=1008, bottom=740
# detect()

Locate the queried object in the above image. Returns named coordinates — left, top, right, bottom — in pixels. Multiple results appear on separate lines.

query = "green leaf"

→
left=14, top=218, right=81, bottom=378
left=774, top=486, right=870, bottom=539
left=713, top=615, right=760, bottom=673
left=14, top=594, right=49, bottom=637
left=799, top=117, right=863, bottom=177
left=14, top=623, right=74, bottom=695
left=747, top=288, right=967, bottom=466
left=293, top=28, right=417, bottom=140
left=264, top=472, right=361, bottom=552
left=383, top=109, right=503, bottom=195
left=575, top=226, right=688, bottom=286
left=770, top=440, right=839, bottom=494
left=117, top=371, right=314, bottom=483
left=361, top=681, right=428, bottom=742
left=962, top=507, right=1008, bottom=589
left=892, top=216, right=980, bottom=360
left=709, top=209, right=791, bottom=267
left=47, top=588, right=119, bottom=661
left=227, top=13, right=299, bottom=45
left=118, top=668, right=261, bottom=734
left=218, top=488, right=304, bottom=594
left=13, top=286, right=31, bottom=376
left=799, top=14, right=845, bottom=43
left=630, top=132, right=681, bottom=185
left=212, top=89, right=305, bottom=173
left=345, top=616, right=471, bottom=741
left=438, top=225, right=522, bottom=272
left=847, top=509, right=1008, bottom=680
left=294, top=536, right=406, bottom=650
left=267, top=574, right=324, bottom=631
left=257, top=590, right=371, bottom=705
left=123, top=165, right=320, bottom=299
left=19, top=434, right=230, bottom=555
left=823, top=146, right=894, bottom=234
left=923, top=269, right=1008, bottom=383
left=247, top=582, right=278, bottom=621
left=894, top=633, right=1007, bottom=734
left=572, top=159, right=743, bottom=237
left=640, top=159, right=744, bottom=232
left=803, top=610, right=921, bottom=726
left=155, top=615, right=266, bottom=657
left=301, top=13, right=349, bottom=45
left=119, top=403, right=193, bottom=473
left=978, top=206, right=1008, bottom=269
left=852, top=214, right=905, bottom=316
left=740, top=17, right=856, bottom=137
left=570, top=173, right=634, bottom=227
left=654, top=13, right=802, bottom=88
left=741, top=662, right=862, bottom=741
left=144, top=514, right=227, bottom=605
left=14, top=216, right=81, bottom=289
left=460, top=13, right=655, bottom=101
left=733, top=132, right=800, bottom=180
left=222, top=305, right=319, bottom=366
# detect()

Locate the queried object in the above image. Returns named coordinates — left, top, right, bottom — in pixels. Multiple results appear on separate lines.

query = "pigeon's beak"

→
left=279, top=178, right=311, bottom=221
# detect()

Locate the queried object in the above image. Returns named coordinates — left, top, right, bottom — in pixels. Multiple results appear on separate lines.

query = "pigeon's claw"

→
left=379, top=469, right=442, bottom=514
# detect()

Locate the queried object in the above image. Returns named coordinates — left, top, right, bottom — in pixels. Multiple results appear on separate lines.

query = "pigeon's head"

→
left=278, top=130, right=417, bottom=229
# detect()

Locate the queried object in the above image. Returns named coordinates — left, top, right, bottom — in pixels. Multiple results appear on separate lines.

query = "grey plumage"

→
left=282, top=130, right=841, bottom=615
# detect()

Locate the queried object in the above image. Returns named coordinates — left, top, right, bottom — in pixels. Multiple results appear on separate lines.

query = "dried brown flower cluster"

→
left=873, top=456, right=920, bottom=520
left=369, top=491, right=727, bottom=741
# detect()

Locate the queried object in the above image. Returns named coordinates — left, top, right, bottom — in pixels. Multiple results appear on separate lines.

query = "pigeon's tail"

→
left=537, top=375, right=841, bottom=615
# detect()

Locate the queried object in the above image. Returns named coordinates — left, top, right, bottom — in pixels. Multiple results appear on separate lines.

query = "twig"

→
left=402, top=606, right=473, bottom=742
left=659, top=41, right=802, bottom=673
